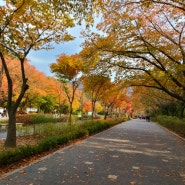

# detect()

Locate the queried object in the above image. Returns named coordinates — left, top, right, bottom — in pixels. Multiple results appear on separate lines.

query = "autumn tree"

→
left=82, top=74, right=112, bottom=119
left=100, top=85, right=131, bottom=119
left=131, top=85, right=182, bottom=117
left=126, top=0, right=185, bottom=12
left=83, top=100, right=92, bottom=114
left=51, top=79, right=66, bottom=117
left=0, top=0, right=103, bottom=148
left=50, top=54, right=84, bottom=124
left=99, top=83, right=119, bottom=119
left=0, top=55, right=65, bottom=113
left=24, top=67, right=60, bottom=113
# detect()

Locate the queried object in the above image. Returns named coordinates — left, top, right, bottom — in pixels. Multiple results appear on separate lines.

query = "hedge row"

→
left=0, top=118, right=126, bottom=167
left=156, top=115, right=185, bottom=137
left=16, top=114, right=67, bottom=124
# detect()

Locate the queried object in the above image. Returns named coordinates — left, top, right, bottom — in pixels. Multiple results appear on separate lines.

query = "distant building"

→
left=26, top=108, right=38, bottom=113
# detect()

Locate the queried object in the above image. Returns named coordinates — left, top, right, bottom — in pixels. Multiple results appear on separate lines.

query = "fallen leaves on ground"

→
left=0, top=135, right=88, bottom=177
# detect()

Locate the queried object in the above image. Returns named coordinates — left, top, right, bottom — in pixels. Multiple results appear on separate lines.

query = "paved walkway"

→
left=0, top=119, right=185, bottom=185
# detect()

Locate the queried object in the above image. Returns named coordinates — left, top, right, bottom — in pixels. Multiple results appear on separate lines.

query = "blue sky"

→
left=28, top=19, right=100, bottom=76
left=28, top=26, right=85, bottom=76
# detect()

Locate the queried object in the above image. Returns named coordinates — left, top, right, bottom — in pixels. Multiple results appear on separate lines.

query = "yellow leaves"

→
left=176, top=64, right=185, bottom=72
left=72, top=98, right=80, bottom=111
left=50, top=54, right=84, bottom=81
left=2, top=0, right=91, bottom=61
left=83, top=74, right=113, bottom=104
left=62, top=33, right=74, bottom=42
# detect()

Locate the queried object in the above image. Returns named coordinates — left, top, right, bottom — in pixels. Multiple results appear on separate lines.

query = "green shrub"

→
left=18, top=145, right=37, bottom=157
left=55, top=135, right=70, bottom=145
left=0, top=149, right=16, bottom=165
left=156, top=115, right=185, bottom=137
left=30, top=114, right=62, bottom=124
left=80, top=118, right=125, bottom=135
left=38, top=138, right=58, bottom=151
left=69, top=129, right=88, bottom=139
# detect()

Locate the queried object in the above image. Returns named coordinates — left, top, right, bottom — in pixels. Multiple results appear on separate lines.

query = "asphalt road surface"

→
left=0, top=119, right=185, bottom=185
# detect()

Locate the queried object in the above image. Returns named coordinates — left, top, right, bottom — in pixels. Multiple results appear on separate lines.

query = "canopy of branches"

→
left=80, top=0, right=185, bottom=104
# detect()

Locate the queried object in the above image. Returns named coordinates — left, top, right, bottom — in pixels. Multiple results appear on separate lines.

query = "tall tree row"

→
left=80, top=0, right=185, bottom=117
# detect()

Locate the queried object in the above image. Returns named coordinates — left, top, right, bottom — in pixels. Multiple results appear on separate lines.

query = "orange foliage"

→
left=83, top=100, right=92, bottom=112
left=0, top=56, right=66, bottom=104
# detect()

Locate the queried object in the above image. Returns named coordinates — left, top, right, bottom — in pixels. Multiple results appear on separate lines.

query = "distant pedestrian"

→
left=3, top=109, right=7, bottom=117
left=146, top=115, right=150, bottom=122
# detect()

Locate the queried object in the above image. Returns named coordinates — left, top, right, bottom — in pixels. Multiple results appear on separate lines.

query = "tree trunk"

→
left=68, top=102, right=73, bottom=124
left=0, top=64, right=3, bottom=91
left=104, top=111, right=108, bottom=120
left=1, top=54, right=28, bottom=148
left=91, top=101, right=96, bottom=120
left=4, top=112, right=16, bottom=148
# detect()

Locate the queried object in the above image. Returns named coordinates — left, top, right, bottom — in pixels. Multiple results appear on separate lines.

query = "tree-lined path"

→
left=0, top=119, right=185, bottom=185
